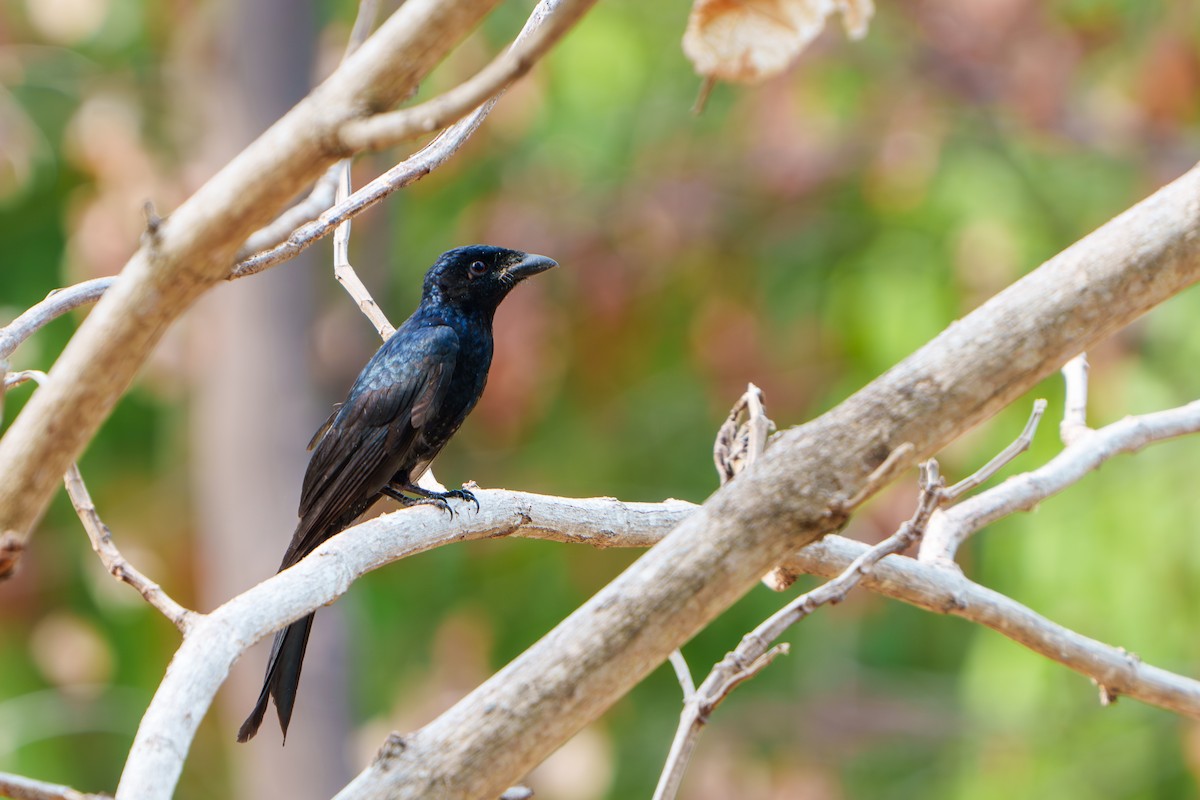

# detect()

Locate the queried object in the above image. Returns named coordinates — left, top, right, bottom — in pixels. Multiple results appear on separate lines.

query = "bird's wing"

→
left=281, top=324, right=459, bottom=567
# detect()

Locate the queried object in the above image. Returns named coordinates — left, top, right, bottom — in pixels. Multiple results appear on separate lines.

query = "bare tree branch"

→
left=116, top=491, right=695, bottom=799
left=784, top=533, right=1200, bottom=717
left=4, top=372, right=192, bottom=627
left=339, top=0, right=598, bottom=151
left=941, top=398, right=1047, bottom=503
left=231, top=0, right=582, bottom=281
left=234, top=165, right=341, bottom=260
left=0, top=771, right=108, bottom=800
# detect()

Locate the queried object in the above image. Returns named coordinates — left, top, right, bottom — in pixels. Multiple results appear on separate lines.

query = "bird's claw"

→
left=445, top=488, right=480, bottom=513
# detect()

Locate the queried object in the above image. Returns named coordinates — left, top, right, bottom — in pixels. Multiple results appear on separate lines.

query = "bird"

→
left=237, top=244, right=557, bottom=743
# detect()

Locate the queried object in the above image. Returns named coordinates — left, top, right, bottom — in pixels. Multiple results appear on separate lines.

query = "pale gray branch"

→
left=784, top=534, right=1200, bottom=716
left=1061, top=353, right=1092, bottom=445
left=332, top=160, right=395, bottom=338
left=0, top=278, right=116, bottom=362
left=116, top=491, right=695, bottom=799
left=231, top=0, right=580, bottom=281
left=656, top=461, right=944, bottom=800
left=0, top=771, right=108, bottom=800
left=918, top=398, right=1200, bottom=566
left=235, top=165, right=341, bottom=259
left=339, top=0, right=598, bottom=151
left=942, top=398, right=1047, bottom=502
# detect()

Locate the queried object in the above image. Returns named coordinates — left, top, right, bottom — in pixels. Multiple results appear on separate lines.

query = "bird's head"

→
left=422, top=245, right=557, bottom=311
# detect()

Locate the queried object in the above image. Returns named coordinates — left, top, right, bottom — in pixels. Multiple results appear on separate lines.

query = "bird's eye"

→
left=468, top=260, right=488, bottom=277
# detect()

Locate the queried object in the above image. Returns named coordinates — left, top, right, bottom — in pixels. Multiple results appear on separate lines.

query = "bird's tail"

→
left=236, top=612, right=315, bottom=743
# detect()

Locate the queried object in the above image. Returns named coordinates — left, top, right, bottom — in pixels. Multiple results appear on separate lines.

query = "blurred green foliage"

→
left=3, top=0, right=1200, bottom=798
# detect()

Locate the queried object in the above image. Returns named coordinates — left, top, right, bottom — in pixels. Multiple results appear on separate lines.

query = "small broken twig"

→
left=942, top=398, right=1047, bottom=503
left=1060, top=354, right=1092, bottom=445
left=713, top=383, right=774, bottom=485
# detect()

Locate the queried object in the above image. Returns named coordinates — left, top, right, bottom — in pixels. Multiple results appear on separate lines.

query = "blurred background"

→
left=3, top=0, right=1200, bottom=797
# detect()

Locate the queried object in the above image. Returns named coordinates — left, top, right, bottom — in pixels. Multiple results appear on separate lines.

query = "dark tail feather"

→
left=236, top=613, right=315, bottom=743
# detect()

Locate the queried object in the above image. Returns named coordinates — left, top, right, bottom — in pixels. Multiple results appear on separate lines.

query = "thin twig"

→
left=943, top=398, right=1047, bottom=502
left=839, top=441, right=916, bottom=511
left=7, top=371, right=193, bottom=629
left=919, top=396, right=1200, bottom=565
left=230, top=118, right=476, bottom=278
left=333, top=160, right=396, bottom=339
left=339, top=0, right=597, bottom=151
left=0, top=771, right=109, bottom=800
left=64, top=464, right=194, bottom=632
left=1061, top=353, right=1092, bottom=445
left=234, top=1, right=379, bottom=260
left=0, top=278, right=116, bottom=362
left=668, top=650, right=695, bottom=698
left=235, top=165, right=341, bottom=260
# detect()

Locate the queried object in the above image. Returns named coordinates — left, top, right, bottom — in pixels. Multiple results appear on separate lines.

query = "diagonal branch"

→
left=231, top=0, right=581, bottom=281
left=64, top=464, right=194, bottom=632
left=339, top=0, right=598, bottom=151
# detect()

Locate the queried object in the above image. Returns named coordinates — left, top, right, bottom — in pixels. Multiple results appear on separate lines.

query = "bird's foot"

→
left=442, top=487, right=480, bottom=513
left=384, top=483, right=479, bottom=516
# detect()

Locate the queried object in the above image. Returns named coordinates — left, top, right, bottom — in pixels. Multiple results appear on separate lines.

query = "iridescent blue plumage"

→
left=238, top=245, right=556, bottom=743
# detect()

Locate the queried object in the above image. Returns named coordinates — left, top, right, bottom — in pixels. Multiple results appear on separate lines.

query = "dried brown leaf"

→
left=683, top=0, right=874, bottom=84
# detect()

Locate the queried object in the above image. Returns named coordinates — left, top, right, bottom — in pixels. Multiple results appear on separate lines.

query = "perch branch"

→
left=116, top=492, right=696, bottom=799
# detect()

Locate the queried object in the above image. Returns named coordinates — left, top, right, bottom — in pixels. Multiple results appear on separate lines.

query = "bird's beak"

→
left=506, top=253, right=558, bottom=281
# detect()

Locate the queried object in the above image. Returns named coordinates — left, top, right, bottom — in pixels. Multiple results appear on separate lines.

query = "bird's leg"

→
left=384, top=482, right=480, bottom=515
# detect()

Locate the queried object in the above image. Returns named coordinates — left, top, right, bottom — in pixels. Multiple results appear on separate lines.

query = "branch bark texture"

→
left=337, top=163, right=1200, bottom=798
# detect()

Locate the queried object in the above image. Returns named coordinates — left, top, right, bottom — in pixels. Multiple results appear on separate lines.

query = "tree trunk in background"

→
left=185, top=1, right=353, bottom=797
